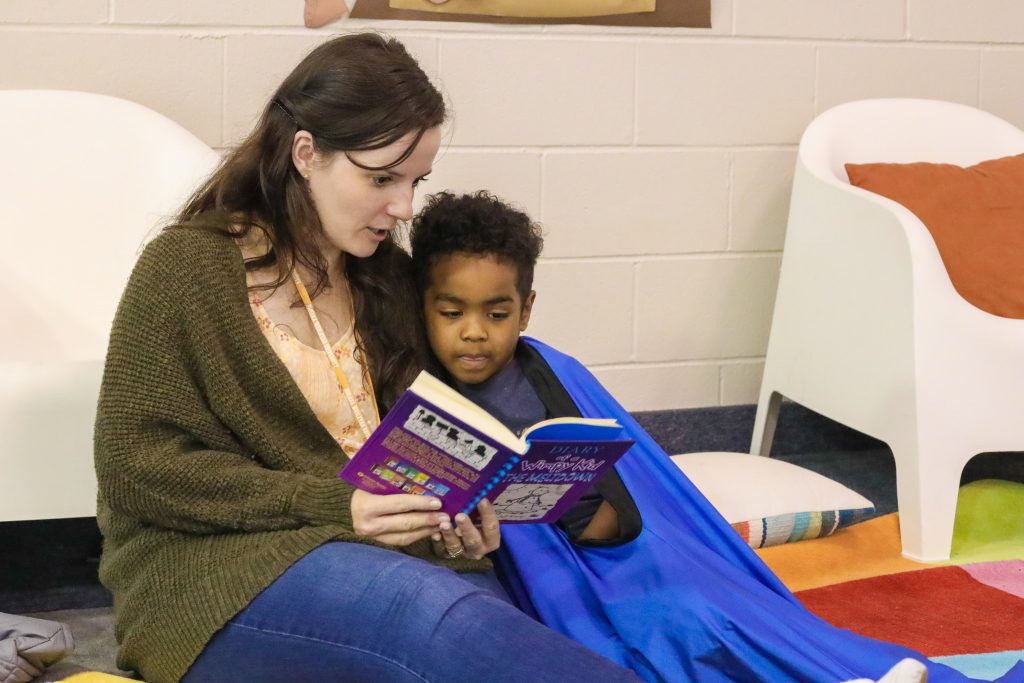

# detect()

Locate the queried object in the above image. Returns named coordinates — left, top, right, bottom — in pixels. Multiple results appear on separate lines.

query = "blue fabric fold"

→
left=494, top=337, right=1002, bottom=682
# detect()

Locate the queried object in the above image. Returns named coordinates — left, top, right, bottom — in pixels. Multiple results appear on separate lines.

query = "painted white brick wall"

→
left=541, top=151, right=729, bottom=257
left=981, top=49, right=1024, bottom=127
left=0, top=1, right=107, bottom=23
left=816, top=45, right=980, bottom=112
left=637, top=42, right=817, bottom=146
left=908, top=0, right=1024, bottom=43
left=734, top=0, right=905, bottom=40
left=3, top=0, right=1022, bottom=410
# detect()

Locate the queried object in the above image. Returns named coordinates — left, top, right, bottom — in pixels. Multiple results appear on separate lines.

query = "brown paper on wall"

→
left=352, top=0, right=710, bottom=28
left=388, top=0, right=654, bottom=18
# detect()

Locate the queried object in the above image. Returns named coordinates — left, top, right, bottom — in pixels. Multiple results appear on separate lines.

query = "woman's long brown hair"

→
left=175, top=32, right=445, bottom=408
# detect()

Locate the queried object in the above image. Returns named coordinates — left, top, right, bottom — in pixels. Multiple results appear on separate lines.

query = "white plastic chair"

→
left=0, top=90, right=219, bottom=522
left=750, top=98, right=1024, bottom=562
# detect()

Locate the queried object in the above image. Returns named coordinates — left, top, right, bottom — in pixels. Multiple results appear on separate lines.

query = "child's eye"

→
left=439, top=310, right=462, bottom=319
left=489, top=311, right=510, bottom=321
left=371, top=175, right=393, bottom=187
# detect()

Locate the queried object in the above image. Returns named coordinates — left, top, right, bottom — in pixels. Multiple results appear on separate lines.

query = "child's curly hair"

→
left=410, top=191, right=544, bottom=303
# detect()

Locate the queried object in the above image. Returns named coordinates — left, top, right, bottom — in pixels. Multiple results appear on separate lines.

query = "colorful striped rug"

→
left=756, top=479, right=1024, bottom=681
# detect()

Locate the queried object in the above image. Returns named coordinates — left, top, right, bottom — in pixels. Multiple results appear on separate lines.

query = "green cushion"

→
left=950, top=479, right=1024, bottom=563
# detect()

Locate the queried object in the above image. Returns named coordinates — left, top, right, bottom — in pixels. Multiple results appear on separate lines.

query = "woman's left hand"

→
left=433, top=498, right=501, bottom=561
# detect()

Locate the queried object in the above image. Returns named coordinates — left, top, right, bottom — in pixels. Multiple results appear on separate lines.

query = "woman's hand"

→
left=351, top=489, right=449, bottom=546
left=432, top=498, right=501, bottom=561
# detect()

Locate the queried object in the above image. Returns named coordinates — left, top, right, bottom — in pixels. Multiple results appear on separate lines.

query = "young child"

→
left=409, top=190, right=635, bottom=543
left=408, top=191, right=947, bottom=683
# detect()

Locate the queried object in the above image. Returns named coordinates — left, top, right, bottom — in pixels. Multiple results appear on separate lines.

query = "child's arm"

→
left=577, top=500, right=620, bottom=541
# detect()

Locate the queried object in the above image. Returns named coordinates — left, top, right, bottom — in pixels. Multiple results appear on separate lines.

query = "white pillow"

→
left=671, top=451, right=875, bottom=548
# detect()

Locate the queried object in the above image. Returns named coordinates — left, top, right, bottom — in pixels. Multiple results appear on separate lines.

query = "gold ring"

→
left=446, top=545, right=465, bottom=559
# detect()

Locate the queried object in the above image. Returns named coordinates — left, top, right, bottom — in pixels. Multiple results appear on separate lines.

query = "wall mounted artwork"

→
left=304, top=0, right=349, bottom=27
left=350, top=0, right=710, bottom=28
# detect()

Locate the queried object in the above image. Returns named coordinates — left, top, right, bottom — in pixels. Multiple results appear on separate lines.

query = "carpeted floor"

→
left=22, top=609, right=134, bottom=682
left=757, top=480, right=1024, bottom=681
left=799, top=562, right=1023, bottom=658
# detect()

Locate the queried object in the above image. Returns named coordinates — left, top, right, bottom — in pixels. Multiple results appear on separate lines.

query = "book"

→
left=339, top=371, right=634, bottom=524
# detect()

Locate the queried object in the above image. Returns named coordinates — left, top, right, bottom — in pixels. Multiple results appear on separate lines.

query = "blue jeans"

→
left=183, top=541, right=641, bottom=682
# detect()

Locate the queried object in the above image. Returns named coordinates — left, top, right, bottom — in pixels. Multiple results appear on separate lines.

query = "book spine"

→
left=458, top=454, right=522, bottom=516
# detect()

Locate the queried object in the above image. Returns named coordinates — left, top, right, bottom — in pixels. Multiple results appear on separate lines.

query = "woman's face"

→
left=303, top=126, right=441, bottom=260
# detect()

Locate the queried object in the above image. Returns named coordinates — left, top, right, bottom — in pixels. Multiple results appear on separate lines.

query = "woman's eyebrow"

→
left=390, top=168, right=433, bottom=179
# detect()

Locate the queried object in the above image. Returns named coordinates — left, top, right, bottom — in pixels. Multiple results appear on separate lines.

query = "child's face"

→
left=424, top=252, right=535, bottom=385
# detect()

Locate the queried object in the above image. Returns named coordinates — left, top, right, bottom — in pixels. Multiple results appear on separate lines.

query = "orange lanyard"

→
left=290, top=270, right=379, bottom=442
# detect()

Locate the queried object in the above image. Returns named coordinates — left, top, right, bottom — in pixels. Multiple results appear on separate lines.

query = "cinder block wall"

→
left=4, top=1, right=1022, bottom=410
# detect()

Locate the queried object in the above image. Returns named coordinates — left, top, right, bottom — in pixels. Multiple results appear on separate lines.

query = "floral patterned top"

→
left=247, top=277, right=379, bottom=458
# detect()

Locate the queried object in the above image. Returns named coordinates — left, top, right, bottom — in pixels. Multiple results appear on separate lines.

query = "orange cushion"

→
left=845, top=153, right=1024, bottom=319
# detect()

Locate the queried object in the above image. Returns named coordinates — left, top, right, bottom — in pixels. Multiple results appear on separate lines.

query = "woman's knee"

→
left=238, top=542, right=504, bottom=643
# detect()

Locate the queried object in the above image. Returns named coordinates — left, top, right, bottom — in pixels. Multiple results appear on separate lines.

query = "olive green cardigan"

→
left=95, top=228, right=484, bottom=683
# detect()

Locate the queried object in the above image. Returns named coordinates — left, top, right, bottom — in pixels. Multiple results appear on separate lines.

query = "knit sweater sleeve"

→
left=95, top=231, right=353, bottom=535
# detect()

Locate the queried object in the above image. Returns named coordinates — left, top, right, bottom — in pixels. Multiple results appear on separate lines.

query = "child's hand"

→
left=433, top=499, right=501, bottom=560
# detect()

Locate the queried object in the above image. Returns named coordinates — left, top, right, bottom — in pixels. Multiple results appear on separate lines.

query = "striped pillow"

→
left=671, top=452, right=875, bottom=549
left=731, top=508, right=875, bottom=549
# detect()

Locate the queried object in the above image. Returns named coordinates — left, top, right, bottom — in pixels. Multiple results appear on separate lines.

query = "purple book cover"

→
left=339, top=378, right=633, bottom=524
left=478, top=439, right=633, bottom=523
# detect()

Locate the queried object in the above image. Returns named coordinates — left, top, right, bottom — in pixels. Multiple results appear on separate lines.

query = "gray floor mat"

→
left=26, top=607, right=135, bottom=681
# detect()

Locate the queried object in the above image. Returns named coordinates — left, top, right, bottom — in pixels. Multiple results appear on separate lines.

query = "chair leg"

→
left=892, top=445, right=965, bottom=562
left=750, top=390, right=782, bottom=457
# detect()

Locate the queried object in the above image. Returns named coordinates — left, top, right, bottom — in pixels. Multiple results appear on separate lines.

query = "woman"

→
left=95, top=33, right=640, bottom=683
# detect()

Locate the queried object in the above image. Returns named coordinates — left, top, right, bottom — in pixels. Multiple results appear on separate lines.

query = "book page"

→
left=410, top=372, right=524, bottom=453
left=491, top=483, right=574, bottom=521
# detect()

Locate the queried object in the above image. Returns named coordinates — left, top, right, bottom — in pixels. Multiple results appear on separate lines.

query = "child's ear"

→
left=519, top=291, right=537, bottom=332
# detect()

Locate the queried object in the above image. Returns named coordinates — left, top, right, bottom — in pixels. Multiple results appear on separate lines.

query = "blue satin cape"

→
left=495, top=338, right=1023, bottom=682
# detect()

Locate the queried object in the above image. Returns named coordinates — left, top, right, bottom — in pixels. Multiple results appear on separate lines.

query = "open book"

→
left=339, top=371, right=633, bottom=523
